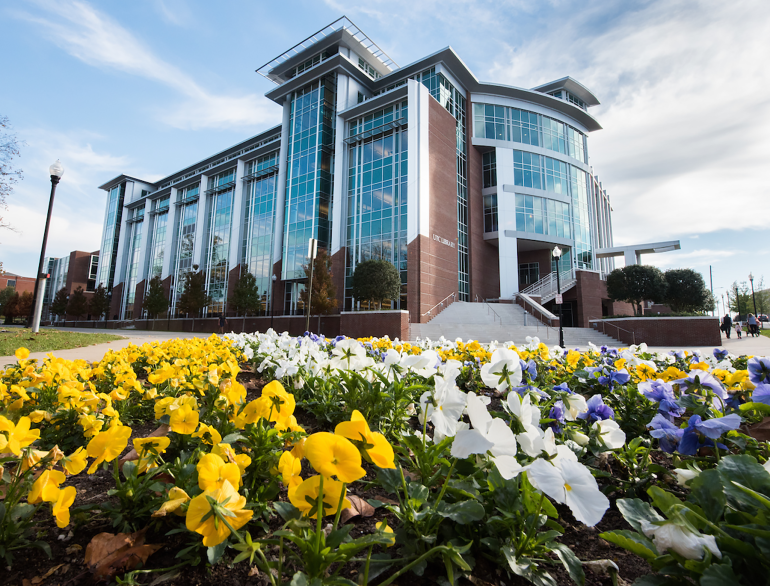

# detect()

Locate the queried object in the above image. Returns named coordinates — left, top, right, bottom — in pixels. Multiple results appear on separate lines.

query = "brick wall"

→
left=340, top=310, right=409, bottom=340
left=331, top=248, right=346, bottom=312
left=0, top=275, right=35, bottom=294
left=411, top=97, right=459, bottom=323
left=593, top=317, right=722, bottom=347
left=133, top=279, right=146, bottom=318
left=109, top=282, right=123, bottom=320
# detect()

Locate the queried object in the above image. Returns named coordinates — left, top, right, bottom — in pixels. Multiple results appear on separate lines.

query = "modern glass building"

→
left=96, top=17, right=615, bottom=324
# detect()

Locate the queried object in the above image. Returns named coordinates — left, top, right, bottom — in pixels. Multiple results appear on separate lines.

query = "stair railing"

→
left=588, top=317, right=636, bottom=345
left=485, top=302, right=502, bottom=324
left=422, top=291, right=456, bottom=319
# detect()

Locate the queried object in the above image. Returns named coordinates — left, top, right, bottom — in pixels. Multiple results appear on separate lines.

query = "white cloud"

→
left=485, top=0, right=770, bottom=242
left=14, top=0, right=277, bottom=129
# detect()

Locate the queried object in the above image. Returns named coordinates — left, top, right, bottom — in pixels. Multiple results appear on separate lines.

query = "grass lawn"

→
left=761, top=329, right=770, bottom=339
left=0, top=328, right=124, bottom=356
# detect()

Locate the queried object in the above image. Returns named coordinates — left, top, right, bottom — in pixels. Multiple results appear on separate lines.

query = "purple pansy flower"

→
left=713, top=348, right=729, bottom=361
left=577, top=394, right=614, bottom=423
left=678, top=414, right=740, bottom=456
left=752, top=383, right=770, bottom=405
left=553, top=382, right=572, bottom=394
left=647, top=414, right=684, bottom=453
left=548, top=400, right=566, bottom=432
left=748, top=357, right=770, bottom=385
left=598, top=369, right=631, bottom=388
left=639, top=379, right=685, bottom=419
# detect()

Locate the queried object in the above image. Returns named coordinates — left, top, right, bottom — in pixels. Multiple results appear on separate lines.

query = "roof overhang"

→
left=595, top=241, right=681, bottom=264
left=531, top=76, right=600, bottom=107
left=98, top=175, right=150, bottom=191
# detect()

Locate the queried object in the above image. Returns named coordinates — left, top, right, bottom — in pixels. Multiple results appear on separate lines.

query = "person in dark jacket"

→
left=721, top=314, right=732, bottom=339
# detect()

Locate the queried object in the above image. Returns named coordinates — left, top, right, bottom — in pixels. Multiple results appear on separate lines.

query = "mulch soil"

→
left=5, top=368, right=655, bottom=586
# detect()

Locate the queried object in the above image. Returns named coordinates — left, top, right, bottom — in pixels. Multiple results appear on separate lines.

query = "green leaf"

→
left=357, top=553, right=391, bottom=585
left=599, top=530, right=659, bottom=561
left=207, top=542, right=227, bottom=565
left=437, top=500, right=486, bottom=524
left=274, top=501, right=301, bottom=522
left=376, top=467, right=403, bottom=495
left=33, top=540, right=52, bottom=559
left=647, top=487, right=686, bottom=517
left=689, top=470, right=725, bottom=523
left=630, top=576, right=672, bottom=586
left=290, top=572, right=309, bottom=586
left=616, top=498, right=664, bottom=533
left=222, top=433, right=245, bottom=444
left=549, top=542, right=585, bottom=585
left=739, top=402, right=770, bottom=415
left=699, top=563, right=741, bottom=586
left=502, top=547, right=558, bottom=586
left=718, top=455, right=770, bottom=513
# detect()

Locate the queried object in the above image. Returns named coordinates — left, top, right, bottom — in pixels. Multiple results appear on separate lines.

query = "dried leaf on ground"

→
left=84, top=528, right=162, bottom=580
left=746, top=417, right=770, bottom=442
left=340, top=494, right=376, bottom=523
left=25, top=563, right=64, bottom=585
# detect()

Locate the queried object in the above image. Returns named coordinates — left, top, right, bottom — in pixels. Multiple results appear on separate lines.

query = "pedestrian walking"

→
left=721, top=314, right=732, bottom=339
left=735, top=322, right=742, bottom=339
left=748, top=313, right=759, bottom=337
left=218, top=313, right=228, bottom=335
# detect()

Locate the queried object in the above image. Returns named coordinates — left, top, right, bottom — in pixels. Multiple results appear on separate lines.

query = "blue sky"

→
left=2, top=0, right=769, bottom=309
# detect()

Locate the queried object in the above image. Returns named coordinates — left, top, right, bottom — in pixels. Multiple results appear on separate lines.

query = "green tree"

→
left=0, top=286, right=15, bottom=317
left=300, top=249, right=338, bottom=315
left=230, top=271, right=262, bottom=332
left=50, top=287, right=68, bottom=320
left=177, top=270, right=211, bottom=331
left=67, top=286, right=88, bottom=321
left=142, top=276, right=169, bottom=320
left=606, top=264, right=667, bottom=316
left=729, top=281, right=752, bottom=317
left=352, top=259, right=401, bottom=310
left=88, top=284, right=110, bottom=320
left=664, top=268, right=711, bottom=313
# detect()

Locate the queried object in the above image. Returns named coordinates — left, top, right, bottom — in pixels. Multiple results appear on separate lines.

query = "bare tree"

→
left=0, top=116, right=24, bottom=233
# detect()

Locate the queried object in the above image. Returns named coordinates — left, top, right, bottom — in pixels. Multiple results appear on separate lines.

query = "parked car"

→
left=759, top=314, right=769, bottom=323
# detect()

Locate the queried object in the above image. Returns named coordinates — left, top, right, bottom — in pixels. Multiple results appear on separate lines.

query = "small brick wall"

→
left=340, top=311, right=409, bottom=341
left=591, top=317, right=722, bottom=347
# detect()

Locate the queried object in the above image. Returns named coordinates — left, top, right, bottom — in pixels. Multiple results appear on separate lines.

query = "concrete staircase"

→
left=410, top=301, right=621, bottom=347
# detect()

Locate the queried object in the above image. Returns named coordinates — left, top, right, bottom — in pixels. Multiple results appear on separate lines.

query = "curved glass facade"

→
left=472, top=103, right=587, bottom=163
left=97, top=183, right=125, bottom=290
left=204, top=170, right=236, bottom=314
left=147, top=196, right=169, bottom=279
left=121, top=208, right=144, bottom=319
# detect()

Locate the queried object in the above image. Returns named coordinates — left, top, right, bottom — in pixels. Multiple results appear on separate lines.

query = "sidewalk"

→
left=646, top=332, right=770, bottom=356
left=0, top=327, right=216, bottom=368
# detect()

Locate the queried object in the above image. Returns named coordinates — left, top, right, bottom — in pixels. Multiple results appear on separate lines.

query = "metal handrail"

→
left=588, top=316, right=636, bottom=345
left=516, top=293, right=560, bottom=340
left=520, top=268, right=576, bottom=300
left=422, top=291, right=456, bottom=318
left=485, top=302, right=501, bottom=324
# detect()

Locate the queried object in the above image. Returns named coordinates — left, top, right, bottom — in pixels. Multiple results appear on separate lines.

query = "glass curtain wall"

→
left=345, top=102, right=409, bottom=310
left=472, top=103, right=588, bottom=163
left=147, top=196, right=170, bottom=279
left=97, top=183, right=125, bottom=290
left=420, top=68, right=469, bottom=300
left=203, top=169, right=236, bottom=315
left=242, top=153, right=279, bottom=314
left=87, top=255, right=98, bottom=292
left=171, top=185, right=199, bottom=315
left=121, top=208, right=144, bottom=319
left=282, top=75, right=337, bottom=314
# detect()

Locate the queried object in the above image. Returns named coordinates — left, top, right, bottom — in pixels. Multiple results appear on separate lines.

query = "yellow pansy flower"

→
left=197, top=453, right=241, bottom=491
left=289, top=475, right=351, bottom=519
left=63, top=447, right=88, bottom=475
left=304, top=432, right=366, bottom=483
left=277, top=450, right=302, bottom=484
left=29, top=469, right=66, bottom=504
left=152, top=487, right=190, bottom=517
left=169, top=404, right=199, bottom=435
left=133, top=436, right=171, bottom=473
left=0, top=415, right=40, bottom=455
left=53, top=486, right=77, bottom=528
left=192, top=423, right=222, bottom=446
left=376, top=520, right=395, bottom=547
left=86, top=425, right=132, bottom=474
left=334, top=410, right=395, bottom=469
left=185, top=480, right=253, bottom=547
left=15, top=347, right=30, bottom=361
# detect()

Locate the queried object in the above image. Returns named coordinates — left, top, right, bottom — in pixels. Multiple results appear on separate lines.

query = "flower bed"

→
left=1, top=334, right=769, bottom=585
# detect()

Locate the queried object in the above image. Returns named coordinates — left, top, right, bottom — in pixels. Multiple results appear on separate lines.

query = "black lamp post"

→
left=29, top=160, right=65, bottom=332
left=749, top=273, right=759, bottom=331
left=552, top=245, right=565, bottom=348
left=270, top=274, right=277, bottom=331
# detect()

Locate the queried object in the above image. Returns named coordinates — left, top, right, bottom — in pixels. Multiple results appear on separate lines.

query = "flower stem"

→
left=516, top=491, right=545, bottom=557
left=362, top=544, right=374, bottom=585
left=331, top=482, right=347, bottom=531
left=432, top=460, right=456, bottom=513
left=315, top=474, right=325, bottom=552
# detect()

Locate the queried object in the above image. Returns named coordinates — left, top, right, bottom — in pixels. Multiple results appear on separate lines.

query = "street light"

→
left=29, top=160, right=64, bottom=333
left=552, top=246, right=565, bottom=348
left=749, top=273, right=759, bottom=332
left=270, top=274, right=277, bottom=331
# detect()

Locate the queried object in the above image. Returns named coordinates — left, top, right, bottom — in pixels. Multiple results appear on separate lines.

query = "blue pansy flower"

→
left=748, top=357, right=770, bottom=385
left=647, top=414, right=684, bottom=453
left=548, top=400, right=566, bottom=432
left=713, top=348, right=729, bottom=361
left=753, top=383, right=770, bottom=405
left=678, top=414, right=740, bottom=455
left=598, top=369, right=631, bottom=388
left=577, top=394, right=614, bottom=422
left=638, top=379, right=685, bottom=419
left=553, top=382, right=572, bottom=394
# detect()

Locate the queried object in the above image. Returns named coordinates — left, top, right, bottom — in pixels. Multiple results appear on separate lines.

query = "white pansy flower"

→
left=641, top=521, right=721, bottom=560
left=563, top=393, right=587, bottom=421
left=673, top=467, right=701, bottom=486
left=593, top=419, right=626, bottom=450
left=480, top=348, right=523, bottom=392
left=419, top=378, right=467, bottom=439
left=527, top=458, right=610, bottom=527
